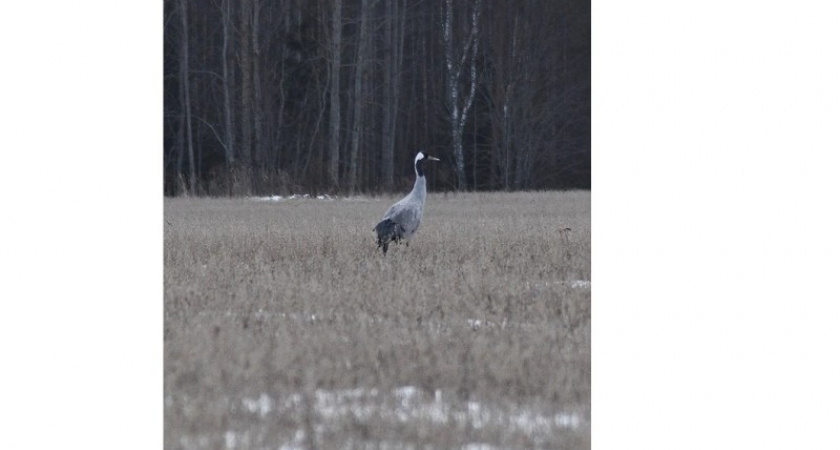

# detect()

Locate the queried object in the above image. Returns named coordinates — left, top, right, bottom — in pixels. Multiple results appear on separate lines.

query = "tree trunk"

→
left=391, top=0, right=406, bottom=173
left=239, top=0, right=253, bottom=188
left=380, top=0, right=395, bottom=191
left=503, top=88, right=513, bottom=189
left=380, top=0, right=407, bottom=192
left=220, top=0, right=235, bottom=196
left=179, top=0, right=196, bottom=194
left=327, top=0, right=342, bottom=190
left=443, top=0, right=481, bottom=191
left=252, top=0, right=264, bottom=186
left=348, top=0, right=369, bottom=193
left=160, top=0, right=589, bottom=195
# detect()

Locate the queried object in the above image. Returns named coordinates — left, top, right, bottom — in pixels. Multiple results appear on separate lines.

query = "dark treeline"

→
left=163, top=0, right=589, bottom=196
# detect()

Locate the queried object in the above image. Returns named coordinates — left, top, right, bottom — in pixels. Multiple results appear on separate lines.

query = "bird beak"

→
left=427, top=156, right=440, bottom=162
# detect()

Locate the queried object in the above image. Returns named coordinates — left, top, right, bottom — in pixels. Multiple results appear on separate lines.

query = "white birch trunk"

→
left=443, top=0, right=481, bottom=191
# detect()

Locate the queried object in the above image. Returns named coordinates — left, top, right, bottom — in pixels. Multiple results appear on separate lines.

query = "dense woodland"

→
left=163, top=0, right=589, bottom=196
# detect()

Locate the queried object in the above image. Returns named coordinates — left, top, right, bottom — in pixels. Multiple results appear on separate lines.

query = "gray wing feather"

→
left=383, top=201, right=422, bottom=231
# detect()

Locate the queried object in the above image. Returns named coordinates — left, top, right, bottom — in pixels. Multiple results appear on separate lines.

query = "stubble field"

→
left=164, top=190, right=591, bottom=449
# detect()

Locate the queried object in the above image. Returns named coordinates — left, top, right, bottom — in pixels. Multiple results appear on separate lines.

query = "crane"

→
left=374, top=151, right=440, bottom=254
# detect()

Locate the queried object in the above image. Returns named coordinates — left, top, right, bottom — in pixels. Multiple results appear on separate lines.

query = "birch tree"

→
left=162, top=0, right=590, bottom=195
left=443, top=0, right=481, bottom=191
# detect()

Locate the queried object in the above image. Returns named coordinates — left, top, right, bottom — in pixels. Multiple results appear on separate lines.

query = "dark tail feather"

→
left=374, top=219, right=404, bottom=255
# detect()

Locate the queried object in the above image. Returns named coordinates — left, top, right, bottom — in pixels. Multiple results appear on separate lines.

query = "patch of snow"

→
left=394, top=386, right=422, bottom=404
left=315, top=388, right=376, bottom=420
left=527, top=280, right=591, bottom=291
left=462, top=444, right=502, bottom=450
left=251, top=195, right=284, bottom=201
left=467, top=319, right=485, bottom=329
left=224, top=430, right=236, bottom=449
left=554, top=412, right=582, bottom=428
left=466, top=319, right=510, bottom=331
left=250, top=193, right=340, bottom=202
left=466, top=401, right=490, bottom=429
left=278, top=429, right=306, bottom=450
left=569, top=280, right=590, bottom=289
left=238, top=387, right=583, bottom=446
left=242, top=393, right=273, bottom=417
left=509, top=410, right=582, bottom=434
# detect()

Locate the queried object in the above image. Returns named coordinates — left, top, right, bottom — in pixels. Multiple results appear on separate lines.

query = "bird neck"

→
left=411, top=172, right=427, bottom=199
left=415, top=159, right=425, bottom=177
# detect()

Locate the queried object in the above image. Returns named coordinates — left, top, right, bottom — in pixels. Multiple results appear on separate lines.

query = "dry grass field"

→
left=164, top=190, right=590, bottom=449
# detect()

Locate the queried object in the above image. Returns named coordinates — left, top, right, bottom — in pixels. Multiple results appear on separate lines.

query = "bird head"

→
left=414, top=151, right=440, bottom=177
left=416, top=151, right=440, bottom=163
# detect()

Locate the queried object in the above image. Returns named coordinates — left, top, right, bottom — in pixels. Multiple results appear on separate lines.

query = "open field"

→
left=164, top=191, right=590, bottom=449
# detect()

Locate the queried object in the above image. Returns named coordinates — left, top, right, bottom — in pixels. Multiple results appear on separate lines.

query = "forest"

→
left=163, top=0, right=590, bottom=196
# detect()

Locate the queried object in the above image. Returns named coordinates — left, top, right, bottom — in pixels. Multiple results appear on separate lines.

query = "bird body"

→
left=374, top=151, right=439, bottom=254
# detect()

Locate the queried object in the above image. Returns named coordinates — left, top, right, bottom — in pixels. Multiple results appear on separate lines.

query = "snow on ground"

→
left=568, top=280, right=590, bottom=289
left=250, top=194, right=336, bottom=201
left=236, top=386, right=583, bottom=449
left=249, top=194, right=376, bottom=202
left=525, top=279, right=591, bottom=293
left=193, top=305, right=588, bottom=335
left=241, top=393, right=273, bottom=418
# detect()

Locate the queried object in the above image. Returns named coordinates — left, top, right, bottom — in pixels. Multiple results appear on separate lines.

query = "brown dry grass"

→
left=164, top=191, right=590, bottom=449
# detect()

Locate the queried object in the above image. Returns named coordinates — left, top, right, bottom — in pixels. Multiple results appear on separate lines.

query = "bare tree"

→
left=178, top=0, right=196, bottom=194
left=220, top=0, right=235, bottom=170
left=486, top=1, right=518, bottom=189
left=443, top=0, right=482, bottom=191
left=273, top=1, right=294, bottom=172
left=252, top=0, right=265, bottom=179
left=347, top=0, right=371, bottom=192
left=482, top=0, right=586, bottom=190
left=162, top=0, right=590, bottom=195
left=379, top=0, right=407, bottom=191
left=380, top=1, right=395, bottom=190
left=239, top=0, right=254, bottom=181
left=327, top=0, right=342, bottom=190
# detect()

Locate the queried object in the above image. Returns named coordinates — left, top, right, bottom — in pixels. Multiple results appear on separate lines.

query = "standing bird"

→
left=374, top=151, right=440, bottom=254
